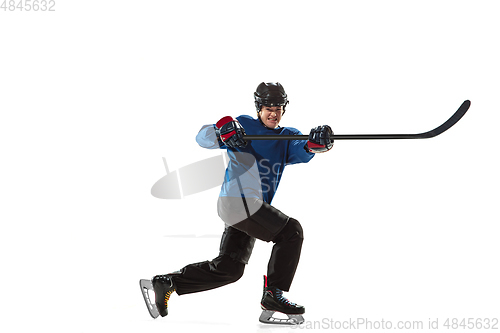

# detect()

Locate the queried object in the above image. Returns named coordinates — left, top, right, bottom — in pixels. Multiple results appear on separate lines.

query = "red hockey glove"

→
left=307, top=125, right=334, bottom=153
left=215, top=116, right=247, bottom=148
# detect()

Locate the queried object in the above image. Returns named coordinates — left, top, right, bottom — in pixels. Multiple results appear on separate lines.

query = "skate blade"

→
left=259, top=310, right=304, bottom=325
left=139, top=279, right=160, bottom=319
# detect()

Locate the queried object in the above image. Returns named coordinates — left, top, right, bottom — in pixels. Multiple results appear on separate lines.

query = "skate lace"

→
left=275, top=289, right=296, bottom=306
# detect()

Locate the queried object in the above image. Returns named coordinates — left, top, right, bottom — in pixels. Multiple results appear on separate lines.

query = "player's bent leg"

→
left=140, top=228, right=252, bottom=319
left=170, top=224, right=255, bottom=296
left=216, top=197, right=306, bottom=324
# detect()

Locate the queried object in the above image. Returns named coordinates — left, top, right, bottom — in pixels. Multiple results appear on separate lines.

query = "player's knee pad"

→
left=273, top=218, right=304, bottom=243
left=287, top=218, right=304, bottom=240
left=229, top=263, right=245, bottom=283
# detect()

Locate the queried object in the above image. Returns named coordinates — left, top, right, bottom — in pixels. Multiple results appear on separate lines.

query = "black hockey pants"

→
left=173, top=198, right=304, bottom=295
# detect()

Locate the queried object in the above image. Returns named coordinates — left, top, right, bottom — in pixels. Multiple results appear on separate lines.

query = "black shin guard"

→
left=266, top=218, right=304, bottom=291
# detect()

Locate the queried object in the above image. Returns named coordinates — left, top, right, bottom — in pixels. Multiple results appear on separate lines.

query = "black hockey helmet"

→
left=254, top=82, right=289, bottom=113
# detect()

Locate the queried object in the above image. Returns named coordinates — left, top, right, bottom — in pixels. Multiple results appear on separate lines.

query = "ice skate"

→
left=259, top=275, right=305, bottom=325
left=139, top=274, right=176, bottom=318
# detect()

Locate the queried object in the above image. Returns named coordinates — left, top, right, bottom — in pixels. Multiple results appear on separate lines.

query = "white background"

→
left=1, top=1, right=499, bottom=332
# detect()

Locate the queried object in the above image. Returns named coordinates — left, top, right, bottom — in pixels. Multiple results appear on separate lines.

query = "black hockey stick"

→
left=243, top=100, right=470, bottom=141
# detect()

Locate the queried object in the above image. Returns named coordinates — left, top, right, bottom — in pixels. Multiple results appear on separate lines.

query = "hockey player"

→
left=140, top=82, right=334, bottom=325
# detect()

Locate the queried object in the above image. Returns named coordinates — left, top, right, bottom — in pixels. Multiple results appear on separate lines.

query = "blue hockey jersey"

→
left=196, top=115, right=314, bottom=204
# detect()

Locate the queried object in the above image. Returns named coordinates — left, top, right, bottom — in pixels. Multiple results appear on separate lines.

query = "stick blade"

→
left=419, top=100, right=471, bottom=138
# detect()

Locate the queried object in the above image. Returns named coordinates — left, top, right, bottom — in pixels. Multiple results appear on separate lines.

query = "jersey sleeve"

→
left=195, top=124, right=226, bottom=149
left=286, top=129, right=315, bottom=165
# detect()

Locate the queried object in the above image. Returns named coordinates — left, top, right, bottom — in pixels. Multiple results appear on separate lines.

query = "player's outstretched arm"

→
left=196, top=124, right=223, bottom=149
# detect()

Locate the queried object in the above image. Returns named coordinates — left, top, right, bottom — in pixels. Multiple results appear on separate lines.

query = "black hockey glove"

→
left=215, top=116, right=247, bottom=148
left=306, top=125, right=334, bottom=153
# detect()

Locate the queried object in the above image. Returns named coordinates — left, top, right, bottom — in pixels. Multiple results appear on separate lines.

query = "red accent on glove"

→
left=216, top=116, right=234, bottom=129
left=220, top=131, right=236, bottom=141
left=307, top=142, right=325, bottom=150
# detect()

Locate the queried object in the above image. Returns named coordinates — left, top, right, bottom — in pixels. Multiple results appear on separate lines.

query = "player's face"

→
left=259, top=106, right=283, bottom=128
